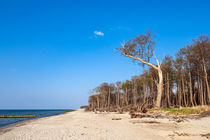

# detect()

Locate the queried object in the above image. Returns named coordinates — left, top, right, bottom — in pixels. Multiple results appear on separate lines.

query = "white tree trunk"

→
left=156, top=68, right=163, bottom=108
left=121, top=54, right=164, bottom=108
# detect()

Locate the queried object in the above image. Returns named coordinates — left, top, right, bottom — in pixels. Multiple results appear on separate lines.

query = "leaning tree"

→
left=116, top=31, right=163, bottom=108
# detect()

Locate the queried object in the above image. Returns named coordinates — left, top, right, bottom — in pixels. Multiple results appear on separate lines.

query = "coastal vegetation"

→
left=87, top=31, right=210, bottom=115
left=148, top=106, right=210, bottom=116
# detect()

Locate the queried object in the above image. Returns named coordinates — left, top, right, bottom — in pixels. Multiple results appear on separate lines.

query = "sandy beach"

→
left=0, top=109, right=210, bottom=140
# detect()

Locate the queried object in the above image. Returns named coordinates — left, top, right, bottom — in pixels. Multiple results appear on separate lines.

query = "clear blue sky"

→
left=0, top=0, right=210, bottom=109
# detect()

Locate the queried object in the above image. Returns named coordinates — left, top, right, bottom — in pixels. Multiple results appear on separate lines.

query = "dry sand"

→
left=0, top=109, right=210, bottom=140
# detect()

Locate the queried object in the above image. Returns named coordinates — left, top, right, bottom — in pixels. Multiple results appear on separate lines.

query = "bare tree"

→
left=116, top=31, right=163, bottom=108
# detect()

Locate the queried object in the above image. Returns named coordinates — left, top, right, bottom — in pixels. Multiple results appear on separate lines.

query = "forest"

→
left=87, top=31, right=210, bottom=113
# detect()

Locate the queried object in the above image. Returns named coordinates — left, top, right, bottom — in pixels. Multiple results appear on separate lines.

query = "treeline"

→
left=88, top=33, right=210, bottom=112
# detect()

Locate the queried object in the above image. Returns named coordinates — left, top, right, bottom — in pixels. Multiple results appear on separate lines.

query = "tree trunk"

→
left=108, top=88, right=111, bottom=110
left=97, top=96, right=100, bottom=109
left=133, top=83, right=137, bottom=107
left=188, top=61, right=194, bottom=107
left=181, top=69, right=187, bottom=107
left=200, top=80, right=204, bottom=105
left=117, top=87, right=120, bottom=108
left=202, top=58, right=210, bottom=103
left=198, top=72, right=204, bottom=105
left=204, top=83, right=207, bottom=105
left=156, top=68, right=163, bottom=108
left=126, top=87, right=128, bottom=106
left=166, top=72, right=171, bottom=107
left=143, top=82, right=146, bottom=103
left=178, top=80, right=182, bottom=107
left=151, top=78, right=155, bottom=106
left=121, top=53, right=163, bottom=108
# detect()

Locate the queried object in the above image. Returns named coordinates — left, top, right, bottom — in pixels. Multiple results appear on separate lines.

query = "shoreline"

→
left=0, top=109, right=74, bottom=129
left=0, top=110, right=78, bottom=139
left=0, top=109, right=210, bottom=140
left=0, top=117, right=39, bottom=130
left=0, top=113, right=59, bottom=135
left=0, top=118, right=38, bottom=135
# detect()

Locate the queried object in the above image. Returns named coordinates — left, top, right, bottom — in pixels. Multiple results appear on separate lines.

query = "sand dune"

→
left=0, top=109, right=210, bottom=140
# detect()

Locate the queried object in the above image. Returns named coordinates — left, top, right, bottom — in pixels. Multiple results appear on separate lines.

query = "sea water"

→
left=0, top=109, right=72, bottom=128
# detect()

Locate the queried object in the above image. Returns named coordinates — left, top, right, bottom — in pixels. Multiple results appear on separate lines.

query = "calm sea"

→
left=0, top=109, right=73, bottom=128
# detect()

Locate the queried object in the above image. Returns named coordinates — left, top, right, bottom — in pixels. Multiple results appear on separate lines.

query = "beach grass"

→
left=148, top=106, right=210, bottom=116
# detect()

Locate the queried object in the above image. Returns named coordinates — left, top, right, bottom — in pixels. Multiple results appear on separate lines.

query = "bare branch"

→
left=154, top=56, right=161, bottom=68
left=122, top=53, right=159, bottom=70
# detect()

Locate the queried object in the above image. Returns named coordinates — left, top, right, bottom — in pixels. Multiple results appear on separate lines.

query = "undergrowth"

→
left=148, top=106, right=210, bottom=116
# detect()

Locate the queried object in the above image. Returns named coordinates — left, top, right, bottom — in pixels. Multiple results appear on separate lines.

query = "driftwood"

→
left=200, top=133, right=210, bottom=139
left=173, top=131, right=197, bottom=136
left=199, top=111, right=210, bottom=118
left=130, top=112, right=192, bottom=123
left=170, top=132, right=210, bottom=139
left=118, top=108, right=123, bottom=114
left=112, top=118, right=122, bottom=120
left=130, top=111, right=210, bottom=124
left=130, top=113, right=161, bottom=119
left=131, top=120, right=160, bottom=124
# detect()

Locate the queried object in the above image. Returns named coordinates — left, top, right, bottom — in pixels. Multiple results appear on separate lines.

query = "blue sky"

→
left=0, top=0, right=210, bottom=109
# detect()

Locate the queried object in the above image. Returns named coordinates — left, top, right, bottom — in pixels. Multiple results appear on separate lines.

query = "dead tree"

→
left=116, top=31, right=163, bottom=108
